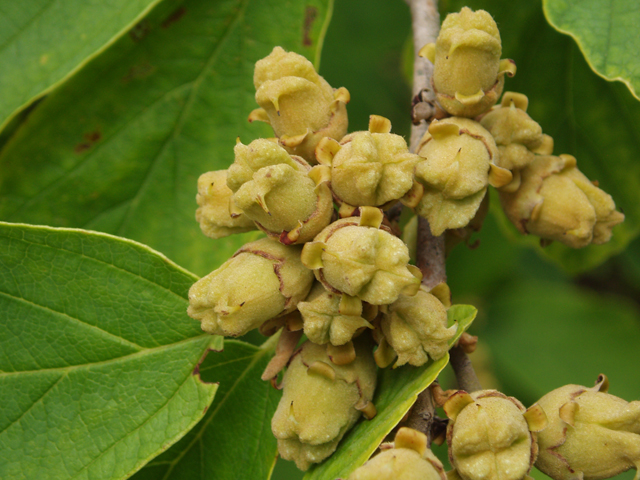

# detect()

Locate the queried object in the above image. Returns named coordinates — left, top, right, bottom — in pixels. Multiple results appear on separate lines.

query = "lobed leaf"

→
left=304, top=304, right=477, bottom=480
left=543, top=0, right=640, bottom=101
left=0, top=0, right=333, bottom=278
left=0, top=0, right=164, bottom=130
left=0, top=222, right=217, bottom=480
left=130, top=339, right=281, bottom=480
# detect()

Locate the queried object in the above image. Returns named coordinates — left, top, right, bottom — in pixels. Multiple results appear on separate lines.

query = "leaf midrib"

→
left=0, top=333, right=210, bottom=376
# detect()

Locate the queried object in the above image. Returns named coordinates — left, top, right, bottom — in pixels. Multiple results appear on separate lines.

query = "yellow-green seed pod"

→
left=301, top=211, right=422, bottom=305
left=298, top=283, right=374, bottom=346
left=535, top=375, right=640, bottom=480
left=445, top=390, right=548, bottom=480
left=272, top=339, right=377, bottom=471
left=380, top=287, right=457, bottom=367
left=228, top=139, right=334, bottom=244
left=316, top=115, right=420, bottom=208
left=348, top=428, right=446, bottom=480
left=187, top=238, right=313, bottom=336
left=480, top=92, right=553, bottom=171
left=411, top=117, right=509, bottom=235
left=195, top=170, right=255, bottom=239
left=249, top=46, right=349, bottom=163
left=419, top=8, right=516, bottom=117
left=499, top=154, right=624, bottom=248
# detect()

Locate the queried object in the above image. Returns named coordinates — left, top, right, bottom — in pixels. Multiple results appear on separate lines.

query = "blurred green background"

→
left=272, top=0, right=640, bottom=478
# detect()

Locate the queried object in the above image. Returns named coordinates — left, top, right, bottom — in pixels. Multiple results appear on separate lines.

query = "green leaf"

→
left=130, top=339, right=281, bottom=480
left=0, top=0, right=164, bottom=131
left=0, top=0, right=333, bottom=277
left=304, top=304, right=477, bottom=480
left=481, top=280, right=640, bottom=406
left=0, top=222, right=217, bottom=480
left=442, top=0, right=640, bottom=272
left=543, top=0, right=640, bottom=101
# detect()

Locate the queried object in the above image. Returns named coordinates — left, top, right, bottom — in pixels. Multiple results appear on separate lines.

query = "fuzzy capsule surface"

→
left=272, top=340, right=377, bottom=471
left=380, top=287, right=457, bottom=367
left=348, top=448, right=445, bottom=480
left=298, top=282, right=373, bottom=346
left=330, top=130, right=420, bottom=207
left=422, top=7, right=514, bottom=117
left=535, top=377, right=640, bottom=480
left=446, top=390, right=540, bottom=480
left=251, top=46, right=349, bottom=162
left=499, top=155, right=624, bottom=248
left=413, top=117, right=504, bottom=236
left=480, top=92, right=550, bottom=174
left=195, top=170, right=255, bottom=239
left=302, top=216, right=421, bottom=305
left=228, top=139, right=333, bottom=243
left=187, top=238, right=313, bottom=337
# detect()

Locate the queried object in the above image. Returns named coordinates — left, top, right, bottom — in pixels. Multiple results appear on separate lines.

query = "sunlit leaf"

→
left=0, top=222, right=217, bottom=480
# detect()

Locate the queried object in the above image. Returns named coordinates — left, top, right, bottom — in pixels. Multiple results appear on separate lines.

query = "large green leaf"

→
left=0, top=0, right=332, bottom=277
left=304, top=304, right=477, bottom=480
left=131, top=339, right=281, bottom=480
left=543, top=0, right=640, bottom=101
left=439, top=0, right=640, bottom=272
left=0, top=222, right=217, bottom=480
left=0, top=0, right=164, bottom=130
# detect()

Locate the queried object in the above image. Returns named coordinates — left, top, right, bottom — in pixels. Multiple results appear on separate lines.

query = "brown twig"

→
left=403, top=0, right=443, bottom=444
left=449, top=345, right=482, bottom=393
left=416, top=216, right=446, bottom=289
left=408, top=0, right=439, bottom=151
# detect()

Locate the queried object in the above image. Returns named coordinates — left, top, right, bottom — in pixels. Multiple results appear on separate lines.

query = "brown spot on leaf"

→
left=122, top=61, right=157, bottom=83
left=303, top=6, right=318, bottom=46
left=129, top=20, right=150, bottom=42
left=162, top=7, right=187, bottom=28
left=74, top=130, right=102, bottom=154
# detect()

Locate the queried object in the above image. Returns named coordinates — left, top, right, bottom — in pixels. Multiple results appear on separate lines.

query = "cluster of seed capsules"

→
left=188, top=7, right=633, bottom=479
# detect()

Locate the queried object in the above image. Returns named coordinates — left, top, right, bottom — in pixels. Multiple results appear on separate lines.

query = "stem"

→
left=416, top=216, right=446, bottom=289
left=409, top=0, right=440, bottom=151
left=450, top=346, right=482, bottom=393
left=404, top=0, right=443, bottom=443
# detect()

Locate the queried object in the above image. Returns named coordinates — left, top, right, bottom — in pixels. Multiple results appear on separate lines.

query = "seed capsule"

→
left=499, top=154, right=624, bottom=248
left=445, top=389, right=548, bottom=480
left=187, top=238, right=313, bottom=336
left=380, top=286, right=457, bottom=367
left=348, top=428, right=446, bottom=480
left=195, top=170, right=255, bottom=239
left=419, top=7, right=516, bottom=117
left=301, top=210, right=422, bottom=305
left=298, top=283, right=375, bottom=346
left=228, top=139, right=333, bottom=244
left=411, top=117, right=510, bottom=235
left=535, top=375, right=640, bottom=480
left=249, top=46, right=349, bottom=163
left=316, top=115, right=420, bottom=208
left=271, top=339, right=377, bottom=470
